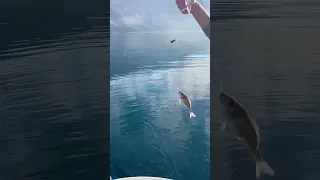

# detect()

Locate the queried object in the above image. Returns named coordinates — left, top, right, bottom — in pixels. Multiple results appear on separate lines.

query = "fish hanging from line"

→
left=217, top=91, right=275, bottom=179
left=178, top=91, right=196, bottom=118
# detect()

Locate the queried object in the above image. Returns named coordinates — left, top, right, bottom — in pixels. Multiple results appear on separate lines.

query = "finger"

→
left=176, top=0, right=187, bottom=10
left=176, top=0, right=182, bottom=6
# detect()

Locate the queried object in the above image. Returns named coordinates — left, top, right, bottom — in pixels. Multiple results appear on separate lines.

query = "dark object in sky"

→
left=170, top=39, right=176, bottom=43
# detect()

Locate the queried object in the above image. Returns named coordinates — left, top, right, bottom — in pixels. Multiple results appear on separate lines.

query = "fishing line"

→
left=180, top=0, right=196, bottom=13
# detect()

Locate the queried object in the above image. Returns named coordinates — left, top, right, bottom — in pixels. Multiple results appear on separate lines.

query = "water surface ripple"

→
left=212, top=0, right=320, bottom=180
left=0, top=15, right=109, bottom=180
left=110, top=32, right=210, bottom=180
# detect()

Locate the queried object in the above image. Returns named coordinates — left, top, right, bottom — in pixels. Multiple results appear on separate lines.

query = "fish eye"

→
left=220, top=92, right=226, bottom=97
left=228, top=99, right=234, bottom=108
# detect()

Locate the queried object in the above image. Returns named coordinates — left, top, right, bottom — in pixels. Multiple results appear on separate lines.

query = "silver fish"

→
left=217, top=91, right=275, bottom=179
left=178, top=91, right=196, bottom=118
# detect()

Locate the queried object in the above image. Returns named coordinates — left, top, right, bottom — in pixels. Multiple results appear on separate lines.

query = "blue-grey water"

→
left=0, top=1, right=109, bottom=179
left=212, top=0, right=320, bottom=180
left=110, top=32, right=210, bottom=179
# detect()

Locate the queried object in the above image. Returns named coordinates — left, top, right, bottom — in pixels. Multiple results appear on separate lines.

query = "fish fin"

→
left=189, top=112, right=196, bottom=118
left=249, top=116, right=260, bottom=139
left=256, top=160, right=275, bottom=178
left=179, top=100, right=181, bottom=104
left=237, top=136, right=242, bottom=140
left=220, top=121, right=227, bottom=131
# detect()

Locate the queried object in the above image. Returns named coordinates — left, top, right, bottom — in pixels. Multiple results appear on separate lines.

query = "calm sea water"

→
left=212, top=0, right=320, bottom=180
left=110, top=32, right=210, bottom=179
left=0, top=1, right=109, bottom=179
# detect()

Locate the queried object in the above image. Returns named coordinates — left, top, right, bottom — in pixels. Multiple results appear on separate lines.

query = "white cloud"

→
left=119, top=14, right=145, bottom=26
left=110, top=19, right=116, bottom=26
left=110, top=0, right=210, bottom=31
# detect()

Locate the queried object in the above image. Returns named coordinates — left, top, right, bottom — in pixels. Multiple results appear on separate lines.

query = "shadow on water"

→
left=0, top=1, right=109, bottom=180
left=110, top=35, right=210, bottom=180
left=212, top=0, right=320, bottom=180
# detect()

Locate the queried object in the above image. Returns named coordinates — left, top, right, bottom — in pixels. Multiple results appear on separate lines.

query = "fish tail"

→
left=255, top=159, right=275, bottom=178
left=189, top=112, right=196, bottom=118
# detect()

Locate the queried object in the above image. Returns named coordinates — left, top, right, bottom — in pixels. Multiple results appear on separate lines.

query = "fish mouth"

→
left=178, top=91, right=185, bottom=99
left=217, top=91, right=232, bottom=107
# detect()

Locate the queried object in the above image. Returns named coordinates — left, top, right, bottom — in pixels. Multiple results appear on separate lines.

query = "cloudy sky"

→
left=110, top=0, right=210, bottom=32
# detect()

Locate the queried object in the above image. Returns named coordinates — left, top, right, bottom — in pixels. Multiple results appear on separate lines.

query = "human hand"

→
left=176, top=0, right=195, bottom=14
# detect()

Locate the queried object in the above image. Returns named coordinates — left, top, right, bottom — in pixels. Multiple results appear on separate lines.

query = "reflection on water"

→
left=110, top=33, right=210, bottom=180
left=212, top=0, right=320, bottom=180
left=0, top=6, right=109, bottom=180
